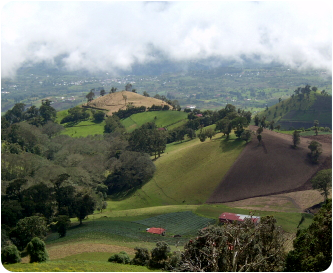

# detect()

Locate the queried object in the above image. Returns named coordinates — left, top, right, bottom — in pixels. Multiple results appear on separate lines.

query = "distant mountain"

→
left=258, top=91, right=332, bottom=129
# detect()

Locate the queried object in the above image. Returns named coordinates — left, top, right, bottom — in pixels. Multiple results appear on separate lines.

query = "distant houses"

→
left=219, top=212, right=260, bottom=224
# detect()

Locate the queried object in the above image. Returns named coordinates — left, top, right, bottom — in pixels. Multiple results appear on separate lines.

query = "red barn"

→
left=219, top=212, right=260, bottom=224
left=146, top=227, right=166, bottom=235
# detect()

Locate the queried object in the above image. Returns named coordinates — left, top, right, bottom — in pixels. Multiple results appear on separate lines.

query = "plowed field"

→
left=207, top=126, right=331, bottom=203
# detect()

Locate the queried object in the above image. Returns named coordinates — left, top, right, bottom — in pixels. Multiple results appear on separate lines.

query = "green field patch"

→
left=60, top=120, right=105, bottom=137
left=121, top=111, right=188, bottom=132
left=134, top=211, right=216, bottom=236
left=4, top=260, right=159, bottom=272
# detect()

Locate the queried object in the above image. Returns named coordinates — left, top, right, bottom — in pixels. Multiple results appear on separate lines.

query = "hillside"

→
left=207, top=125, right=332, bottom=203
left=258, top=91, right=332, bottom=129
left=82, top=91, right=173, bottom=116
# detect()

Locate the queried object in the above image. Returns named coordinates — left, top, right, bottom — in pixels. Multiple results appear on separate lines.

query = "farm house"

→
left=219, top=212, right=260, bottom=224
left=146, top=227, right=166, bottom=235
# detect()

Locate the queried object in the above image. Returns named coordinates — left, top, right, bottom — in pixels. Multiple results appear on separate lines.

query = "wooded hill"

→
left=257, top=87, right=332, bottom=129
left=82, top=91, right=173, bottom=116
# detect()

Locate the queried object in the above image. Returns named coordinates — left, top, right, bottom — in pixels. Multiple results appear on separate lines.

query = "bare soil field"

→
left=82, top=91, right=173, bottom=116
left=207, top=126, right=331, bottom=203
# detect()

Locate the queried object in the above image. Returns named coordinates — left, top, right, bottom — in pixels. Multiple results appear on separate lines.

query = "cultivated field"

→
left=207, top=126, right=332, bottom=203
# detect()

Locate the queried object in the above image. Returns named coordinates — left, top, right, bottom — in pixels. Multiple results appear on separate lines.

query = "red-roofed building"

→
left=219, top=212, right=260, bottom=224
left=146, top=227, right=166, bottom=235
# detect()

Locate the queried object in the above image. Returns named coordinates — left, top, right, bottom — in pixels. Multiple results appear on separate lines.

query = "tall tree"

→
left=86, top=89, right=95, bottom=102
left=292, top=130, right=301, bottom=148
left=314, top=120, right=319, bottom=136
left=285, top=199, right=332, bottom=272
left=308, top=140, right=322, bottom=163
left=311, top=169, right=332, bottom=201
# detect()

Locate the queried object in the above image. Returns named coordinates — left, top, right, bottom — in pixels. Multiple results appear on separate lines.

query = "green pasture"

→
left=4, top=261, right=159, bottom=272
left=107, top=132, right=246, bottom=210
left=121, top=111, right=188, bottom=132
left=60, top=120, right=106, bottom=137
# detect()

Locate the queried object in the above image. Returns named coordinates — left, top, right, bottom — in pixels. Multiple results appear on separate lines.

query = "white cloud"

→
left=1, top=1, right=332, bottom=78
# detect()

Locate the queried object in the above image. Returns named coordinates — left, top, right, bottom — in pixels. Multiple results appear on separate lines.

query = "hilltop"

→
left=258, top=91, right=332, bottom=129
left=82, top=91, right=173, bottom=116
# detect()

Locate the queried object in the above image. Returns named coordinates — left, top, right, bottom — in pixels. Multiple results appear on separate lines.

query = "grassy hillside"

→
left=258, top=91, right=332, bottom=129
left=107, top=132, right=246, bottom=210
left=121, top=111, right=188, bottom=132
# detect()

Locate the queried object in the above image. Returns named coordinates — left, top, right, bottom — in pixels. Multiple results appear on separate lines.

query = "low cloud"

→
left=1, top=1, right=331, bottom=78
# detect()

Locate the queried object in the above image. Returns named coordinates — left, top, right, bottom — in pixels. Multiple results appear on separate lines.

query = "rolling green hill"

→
left=120, top=111, right=188, bottom=132
left=258, top=91, right=332, bottom=129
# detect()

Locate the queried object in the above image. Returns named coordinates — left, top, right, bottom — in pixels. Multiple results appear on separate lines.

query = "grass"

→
left=3, top=261, right=159, bottom=272
left=60, top=120, right=106, bottom=137
left=121, top=111, right=188, bottom=132
left=107, top=132, right=246, bottom=210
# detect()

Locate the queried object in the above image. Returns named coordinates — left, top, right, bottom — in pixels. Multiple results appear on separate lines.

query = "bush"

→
left=131, top=247, right=150, bottom=266
left=108, top=251, right=130, bottom=264
left=26, top=237, right=49, bottom=263
left=149, top=241, right=171, bottom=269
left=1, top=245, right=21, bottom=264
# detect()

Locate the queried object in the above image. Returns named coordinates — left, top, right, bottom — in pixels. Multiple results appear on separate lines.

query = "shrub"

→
left=108, top=251, right=130, bottom=264
left=131, top=247, right=150, bottom=266
left=1, top=245, right=21, bottom=264
left=149, top=241, right=171, bottom=269
left=26, top=237, right=49, bottom=263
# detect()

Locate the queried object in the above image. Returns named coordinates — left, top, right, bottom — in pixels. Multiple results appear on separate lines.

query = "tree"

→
left=311, top=169, right=332, bottom=201
left=241, top=129, right=252, bottom=143
left=74, top=191, right=96, bottom=225
left=269, top=120, right=275, bottom=131
left=110, top=87, right=117, bottom=93
left=292, top=130, right=301, bottom=148
left=179, top=216, right=285, bottom=272
left=100, top=89, right=105, bottom=96
left=26, top=237, right=49, bottom=263
left=122, top=94, right=128, bottom=105
left=308, top=140, right=322, bottom=163
left=143, top=91, right=150, bottom=97
left=125, top=83, right=132, bottom=91
left=149, top=241, right=171, bottom=269
left=10, top=216, right=48, bottom=250
left=39, top=100, right=56, bottom=124
left=1, top=244, right=21, bottom=264
left=254, top=115, right=260, bottom=126
left=131, top=247, right=150, bottom=266
left=285, top=199, right=332, bottom=272
left=86, top=89, right=95, bottom=102
left=314, top=120, right=319, bottom=136
left=93, top=111, right=105, bottom=122
left=53, top=215, right=71, bottom=237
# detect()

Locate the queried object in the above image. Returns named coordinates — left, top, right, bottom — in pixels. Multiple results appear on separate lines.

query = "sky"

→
left=1, top=1, right=332, bottom=78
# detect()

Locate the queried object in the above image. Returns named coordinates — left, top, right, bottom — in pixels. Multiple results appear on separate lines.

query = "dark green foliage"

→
left=74, top=191, right=96, bottom=225
left=93, top=111, right=105, bottom=122
left=285, top=199, right=332, bottom=272
left=1, top=244, right=21, bottom=264
left=104, top=115, right=125, bottom=133
left=39, top=100, right=57, bottom=124
left=105, top=151, right=155, bottom=195
left=60, top=107, right=90, bottom=124
left=10, top=216, right=48, bottom=251
left=108, top=251, right=130, bottom=264
left=308, top=140, right=322, bottom=163
left=241, top=129, right=252, bottom=143
left=292, top=130, right=301, bottom=148
left=53, top=215, right=71, bottom=237
left=149, top=242, right=171, bottom=269
left=26, top=237, right=49, bottom=263
left=131, top=247, right=150, bottom=266
left=311, top=169, right=332, bottom=201
left=86, top=89, right=95, bottom=102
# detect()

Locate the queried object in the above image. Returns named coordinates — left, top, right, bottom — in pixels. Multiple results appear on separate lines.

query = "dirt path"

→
left=207, top=127, right=331, bottom=203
